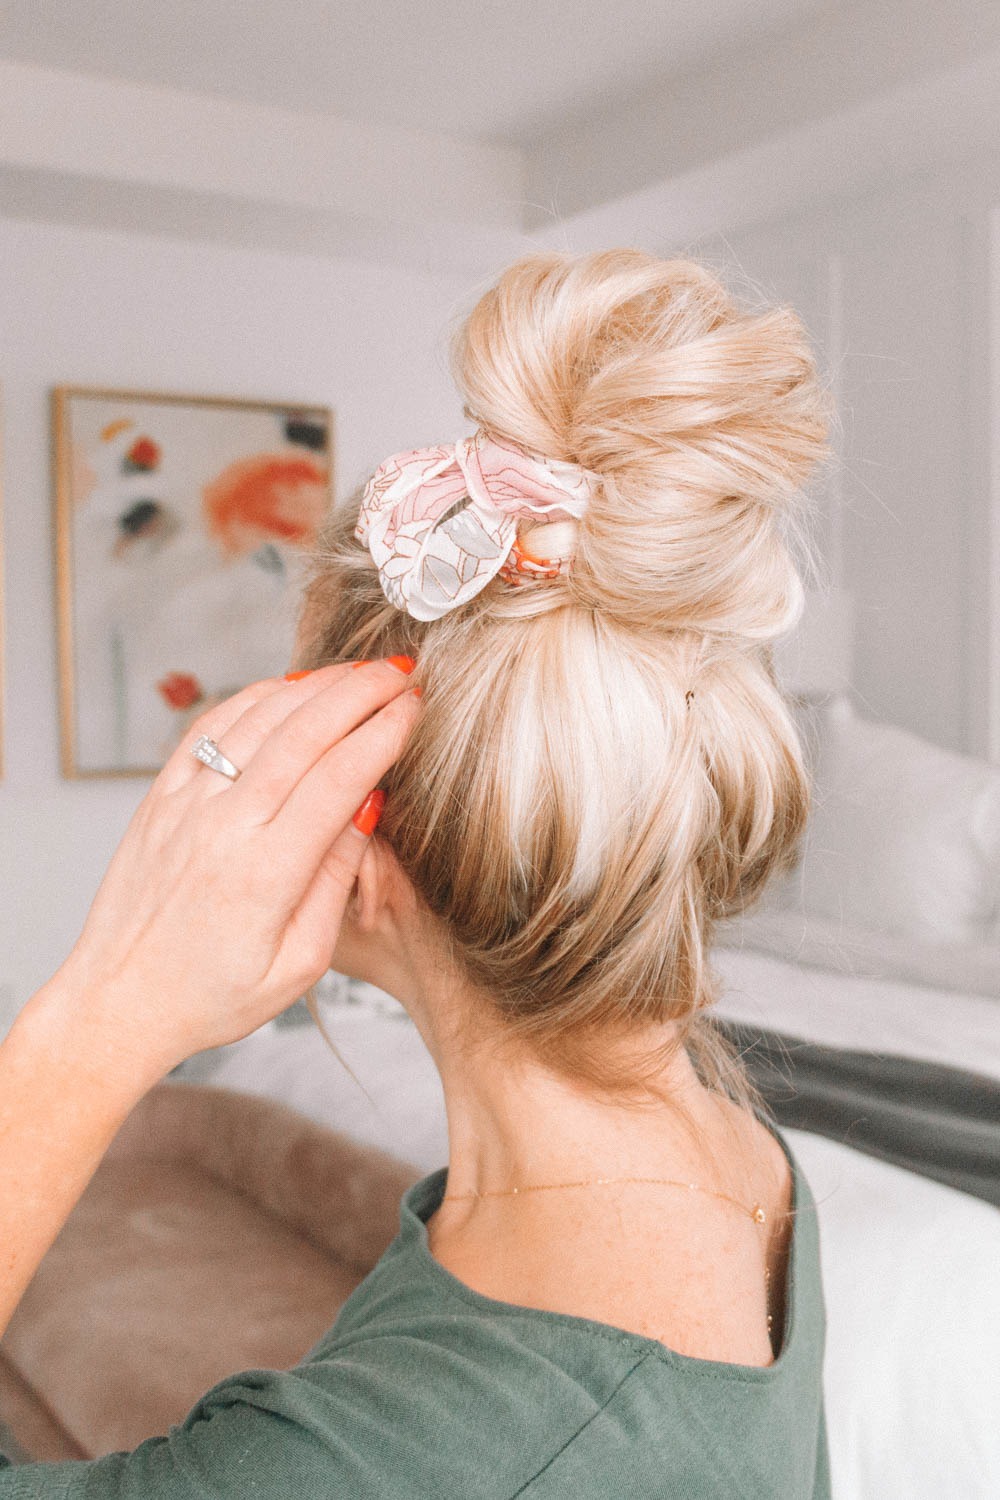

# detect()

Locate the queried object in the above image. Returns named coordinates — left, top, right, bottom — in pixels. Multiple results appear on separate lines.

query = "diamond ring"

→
left=191, top=734, right=242, bottom=782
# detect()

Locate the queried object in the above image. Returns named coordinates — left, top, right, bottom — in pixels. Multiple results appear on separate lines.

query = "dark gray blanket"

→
left=718, top=1021, right=1000, bottom=1208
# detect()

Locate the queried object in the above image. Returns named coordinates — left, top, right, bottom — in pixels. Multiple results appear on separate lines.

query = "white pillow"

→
left=713, top=905, right=1000, bottom=1001
left=779, top=698, right=1000, bottom=945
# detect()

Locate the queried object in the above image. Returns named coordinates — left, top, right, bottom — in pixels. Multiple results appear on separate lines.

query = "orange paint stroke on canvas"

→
left=202, top=451, right=328, bottom=557
left=69, top=441, right=98, bottom=508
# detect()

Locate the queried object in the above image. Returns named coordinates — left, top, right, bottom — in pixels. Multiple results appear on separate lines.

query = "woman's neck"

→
left=339, top=900, right=766, bottom=1210
left=421, top=999, right=750, bottom=1208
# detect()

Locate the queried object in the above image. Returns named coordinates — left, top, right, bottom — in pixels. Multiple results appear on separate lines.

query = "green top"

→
left=1, top=1128, right=829, bottom=1498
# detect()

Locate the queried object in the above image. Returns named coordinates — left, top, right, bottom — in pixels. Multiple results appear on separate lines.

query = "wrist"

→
left=0, top=970, right=166, bottom=1338
left=18, top=968, right=173, bottom=1106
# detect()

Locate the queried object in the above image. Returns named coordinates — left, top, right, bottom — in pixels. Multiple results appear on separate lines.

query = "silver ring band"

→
left=191, top=734, right=241, bottom=782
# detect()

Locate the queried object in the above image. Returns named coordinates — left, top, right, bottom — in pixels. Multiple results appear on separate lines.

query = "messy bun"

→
left=455, top=249, right=825, bottom=638
left=298, top=249, right=831, bottom=1101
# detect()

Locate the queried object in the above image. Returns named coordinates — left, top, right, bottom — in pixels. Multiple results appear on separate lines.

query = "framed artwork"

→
left=53, top=387, right=333, bottom=778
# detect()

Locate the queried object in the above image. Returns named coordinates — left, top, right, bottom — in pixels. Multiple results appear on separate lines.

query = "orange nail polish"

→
left=350, top=660, right=373, bottom=669
left=352, top=788, right=386, bottom=836
left=284, top=669, right=313, bottom=681
left=386, top=655, right=417, bottom=675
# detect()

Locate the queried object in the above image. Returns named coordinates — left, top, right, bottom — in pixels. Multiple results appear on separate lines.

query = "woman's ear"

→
left=327, top=837, right=388, bottom=984
left=350, top=837, right=384, bottom=933
left=331, top=838, right=437, bottom=1017
left=351, top=833, right=417, bottom=923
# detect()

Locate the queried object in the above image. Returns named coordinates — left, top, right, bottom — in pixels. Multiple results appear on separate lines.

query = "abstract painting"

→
left=54, top=387, right=333, bottom=777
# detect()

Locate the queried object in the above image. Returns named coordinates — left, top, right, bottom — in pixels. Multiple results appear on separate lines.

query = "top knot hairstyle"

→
left=297, top=249, right=831, bottom=1102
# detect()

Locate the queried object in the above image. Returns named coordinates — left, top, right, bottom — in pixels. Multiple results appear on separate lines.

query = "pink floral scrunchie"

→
left=355, top=430, right=599, bottom=622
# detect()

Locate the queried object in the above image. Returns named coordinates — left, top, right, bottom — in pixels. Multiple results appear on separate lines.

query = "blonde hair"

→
left=298, top=250, right=830, bottom=1107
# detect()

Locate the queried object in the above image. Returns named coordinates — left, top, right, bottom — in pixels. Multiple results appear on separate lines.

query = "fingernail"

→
left=386, top=655, right=417, bottom=675
left=284, top=669, right=313, bottom=682
left=350, top=660, right=373, bottom=669
left=352, top=788, right=386, bottom=836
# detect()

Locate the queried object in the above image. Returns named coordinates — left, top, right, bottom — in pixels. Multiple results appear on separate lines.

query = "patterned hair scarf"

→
left=355, top=429, right=600, bottom=622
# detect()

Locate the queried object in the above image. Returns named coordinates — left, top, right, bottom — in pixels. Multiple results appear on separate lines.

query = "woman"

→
left=0, top=249, right=831, bottom=1497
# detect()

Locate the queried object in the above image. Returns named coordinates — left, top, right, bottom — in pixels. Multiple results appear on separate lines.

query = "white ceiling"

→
left=1, top=0, right=995, bottom=276
left=0, top=0, right=829, bottom=144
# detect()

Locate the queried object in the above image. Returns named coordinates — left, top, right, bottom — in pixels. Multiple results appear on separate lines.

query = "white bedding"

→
left=197, top=964, right=1000, bottom=1500
left=713, top=904, right=1000, bottom=1002
left=791, top=1129, right=999, bottom=1500
left=712, top=940, right=1000, bottom=1078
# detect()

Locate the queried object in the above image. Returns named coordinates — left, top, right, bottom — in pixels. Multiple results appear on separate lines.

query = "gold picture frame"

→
left=0, top=386, right=6, bottom=783
left=53, top=386, right=334, bottom=779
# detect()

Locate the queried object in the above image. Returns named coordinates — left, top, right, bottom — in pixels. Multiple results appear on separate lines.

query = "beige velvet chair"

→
left=0, top=1083, right=420, bottom=1464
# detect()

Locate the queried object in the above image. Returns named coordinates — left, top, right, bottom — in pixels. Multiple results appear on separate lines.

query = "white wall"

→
left=0, top=216, right=470, bottom=1030
left=672, top=147, right=1000, bottom=762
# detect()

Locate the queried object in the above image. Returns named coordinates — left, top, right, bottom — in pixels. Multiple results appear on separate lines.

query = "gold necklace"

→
left=442, top=1174, right=775, bottom=1337
left=444, top=1174, right=768, bottom=1224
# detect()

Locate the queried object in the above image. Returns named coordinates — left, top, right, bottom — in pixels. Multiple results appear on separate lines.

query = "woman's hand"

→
left=1, top=659, right=419, bottom=1336
left=48, top=658, right=420, bottom=1085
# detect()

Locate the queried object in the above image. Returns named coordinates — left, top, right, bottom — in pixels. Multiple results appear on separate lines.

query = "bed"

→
left=187, top=695, right=1000, bottom=1500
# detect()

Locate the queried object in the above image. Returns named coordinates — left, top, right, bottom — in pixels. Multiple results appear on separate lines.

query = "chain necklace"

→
left=442, top=1174, right=775, bottom=1337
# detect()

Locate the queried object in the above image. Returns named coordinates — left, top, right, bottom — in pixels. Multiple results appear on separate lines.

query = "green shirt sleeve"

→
left=1, top=1367, right=351, bottom=1499
left=0, top=1337, right=645, bottom=1500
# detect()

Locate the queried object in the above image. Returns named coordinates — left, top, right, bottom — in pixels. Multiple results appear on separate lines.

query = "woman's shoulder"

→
left=296, top=1187, right=828, bottom=1494
left=6, top=1157, right=825, bottom=1500
left=328, top=1136, right=823, bottom=1377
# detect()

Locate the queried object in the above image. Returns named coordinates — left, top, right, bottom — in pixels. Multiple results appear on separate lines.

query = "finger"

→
left=271, top=820, right=376, bottom=993
left=154, top=663, right=356, bottom=800
left=190, top=661, right=360, bottom=798
left=229, top=659, right=418, bottom=824
left=267, top=688, right=419, bottom=902
left=152, top=676, right=288, bottom=797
